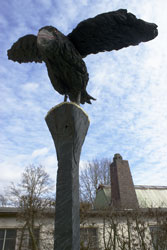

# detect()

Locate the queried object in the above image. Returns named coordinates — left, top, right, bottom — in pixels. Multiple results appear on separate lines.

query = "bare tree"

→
left=80, top=158, right=111, bottom=205
left=0, top=194, right=8, bottom=206
left=8, top=164, right=55, bottom=250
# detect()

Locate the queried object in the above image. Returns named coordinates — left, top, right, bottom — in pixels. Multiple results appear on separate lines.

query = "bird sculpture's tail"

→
left=81, top=90, right=96, bottom=104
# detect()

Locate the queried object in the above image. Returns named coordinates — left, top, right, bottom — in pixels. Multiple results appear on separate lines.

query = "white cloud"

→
left=43, top=155, right=57, bottom=167
left=22, top=82, right=39, bottom=92
left=133, top=164, right=167, bottom=186
left=0, top=154, right=29, bottom=191
left=32, top=147, right=49, bottom=158
left=0, top=149, right=57, bottom=192
left=79, top=160, right=88, bottom=172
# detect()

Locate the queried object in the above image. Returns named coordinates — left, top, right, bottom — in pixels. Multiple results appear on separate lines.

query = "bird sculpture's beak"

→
left=37, top=29, right=55, bottom=46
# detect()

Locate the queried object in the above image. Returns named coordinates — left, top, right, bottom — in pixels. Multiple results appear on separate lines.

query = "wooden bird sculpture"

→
left=7, top=9, right=158, bottom=104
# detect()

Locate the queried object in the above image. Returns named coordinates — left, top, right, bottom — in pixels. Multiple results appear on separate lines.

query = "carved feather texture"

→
left=68, top=9, right=158, bottom=57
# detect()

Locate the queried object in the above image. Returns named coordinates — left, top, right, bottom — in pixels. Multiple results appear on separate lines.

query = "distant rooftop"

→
left=0, top=207, right=55, bottom=217
left=0, top=207, right=18, bottom=216
left=94, top=185, right=167, bottom=209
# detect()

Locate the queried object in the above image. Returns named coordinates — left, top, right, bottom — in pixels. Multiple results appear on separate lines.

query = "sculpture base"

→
left=45, top=102, right=89, bottom=250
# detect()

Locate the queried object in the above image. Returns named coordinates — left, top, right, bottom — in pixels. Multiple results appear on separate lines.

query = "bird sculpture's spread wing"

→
left=68, top=9, right=158, bottom=58
left=8, top=35, right=43, bottom=63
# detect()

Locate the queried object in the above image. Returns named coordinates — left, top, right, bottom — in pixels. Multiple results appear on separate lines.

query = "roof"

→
left=0, top=207, right=18, bottom=217
left=0, top=207, right=55, bottom=217
left=94, top=185, right=167, bottom=209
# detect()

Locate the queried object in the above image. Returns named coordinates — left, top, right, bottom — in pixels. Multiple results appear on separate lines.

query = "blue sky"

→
left=1, top=0, right=167, bottom=191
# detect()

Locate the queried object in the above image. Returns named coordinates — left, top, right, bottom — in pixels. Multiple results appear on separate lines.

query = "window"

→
left=0, top=229, right=16, bottom=250
left=80, top=227, right=98, bottom=249
left=150, top=225, right=167, bottom=250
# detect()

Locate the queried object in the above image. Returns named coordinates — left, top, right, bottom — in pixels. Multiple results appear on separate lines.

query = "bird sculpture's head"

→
left=37, top=26, right=60, bottom=51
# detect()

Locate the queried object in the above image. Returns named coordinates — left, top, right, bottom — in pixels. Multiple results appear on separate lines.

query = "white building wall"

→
left=0, top=212, right=166, bottom=250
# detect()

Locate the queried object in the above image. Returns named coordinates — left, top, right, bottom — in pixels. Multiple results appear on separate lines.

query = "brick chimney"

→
left=110, top=154, right=139, bottom=209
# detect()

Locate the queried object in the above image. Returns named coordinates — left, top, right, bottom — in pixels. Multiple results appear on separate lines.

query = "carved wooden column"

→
left=45, top=102, right=89, bottom=250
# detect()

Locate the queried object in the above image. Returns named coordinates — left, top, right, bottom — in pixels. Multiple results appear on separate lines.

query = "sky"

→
left=0, top=0, right=167, bottom=192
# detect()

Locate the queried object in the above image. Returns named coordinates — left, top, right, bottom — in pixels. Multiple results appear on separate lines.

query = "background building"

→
left=0, top=154, right=167, bottom=250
